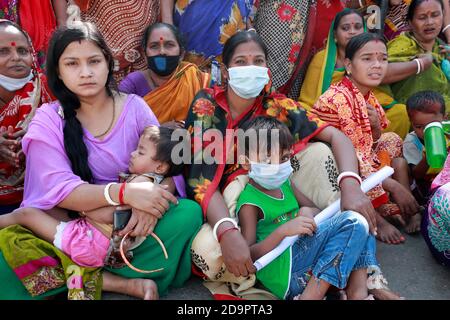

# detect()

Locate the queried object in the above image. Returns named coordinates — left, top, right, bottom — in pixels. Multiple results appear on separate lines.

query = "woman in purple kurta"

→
left=21, top=94, right=186, bottom=208
left=0, top=21, right=202, bottom=300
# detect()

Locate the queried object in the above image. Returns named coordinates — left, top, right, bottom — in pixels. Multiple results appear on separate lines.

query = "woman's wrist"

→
left=214, top=220, right=237, bottom=242
left=339, top=177, right=362, bottom=192
left=413, top=58, right=422, bottom=74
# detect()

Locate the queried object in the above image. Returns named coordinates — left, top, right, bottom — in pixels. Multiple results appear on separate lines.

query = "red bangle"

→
left=119, top=182, right=126, bottom=205
left=217, top=226, right=239, bottom=243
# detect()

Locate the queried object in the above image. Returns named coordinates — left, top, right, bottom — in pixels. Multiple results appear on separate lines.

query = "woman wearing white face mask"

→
left=184, top=30, right=383, bottom=299
left=0, top=20, right=53, bottom=214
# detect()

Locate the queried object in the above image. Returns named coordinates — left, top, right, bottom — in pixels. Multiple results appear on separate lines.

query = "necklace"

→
left=94, top=98, right=116, bottom=138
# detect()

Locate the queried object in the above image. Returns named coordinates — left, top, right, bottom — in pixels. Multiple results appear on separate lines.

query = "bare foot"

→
left=385, top=214, right=406, bottom=228
left=369, top=288, right=405, bottom=300
left=404, top=213, right=421, bottom=234
left=126, top=278, right=159, bottom=300
left=376, top=216, right=405, bottom=244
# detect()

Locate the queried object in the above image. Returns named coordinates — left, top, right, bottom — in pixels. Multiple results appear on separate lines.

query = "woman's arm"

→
left=161, top=0, right=175, bottom=24
left=58, top=181, right=177, bottom=217
left=52, top=0, right=69, bottom=26
left=382, top=55, right=433, bottom=84
left=206, top=190, right=256, bottom=277
left=443, top=0, right=450, bottom=43
left=292, top=183, right=316, bottom=208
left=314, top=126, right=378, bottom=234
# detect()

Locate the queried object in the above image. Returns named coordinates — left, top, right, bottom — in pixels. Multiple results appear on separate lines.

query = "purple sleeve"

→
left=119, top=74, right=137, bottom=94
left=131, top=94, right=160, bottom=131
left=119, top=72, right=151, bottom=97
left=173, top=175, right=186, bottom=198
left=20, top=104, right=87, bottom=209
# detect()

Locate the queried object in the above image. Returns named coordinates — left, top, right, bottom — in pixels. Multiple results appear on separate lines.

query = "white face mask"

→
left=248, top=159, right=293, bottom=190
left=228, top=65, right=269, bottom=99
left=0, top=72, right=33, bottom=92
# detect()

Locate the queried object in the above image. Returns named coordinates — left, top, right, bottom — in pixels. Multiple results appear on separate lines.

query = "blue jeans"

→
left=285, top=210, right=378, bottom=299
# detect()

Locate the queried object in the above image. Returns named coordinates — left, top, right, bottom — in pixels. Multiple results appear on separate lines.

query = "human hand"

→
left=220, top=230, right=256, bottom=277
left=367, top=103, right=381, bottom=137
left=119, top=207, right=158, bottom=237
left=0, top=126, right=22, bottom=166
left=161, top=120, right=185, bottom=129
left=439, top=44, right=450, bottom=59
left=298, top=207, right=320, bottom=219
left=389, top=181, right=420, bottom=216
left=281, top=215, right=317, bottom=237
left=417, top=54, right=433, bottom=71
left=124, top=181, right=178, bottom=219
left=340, top=178, right=378, bottom=235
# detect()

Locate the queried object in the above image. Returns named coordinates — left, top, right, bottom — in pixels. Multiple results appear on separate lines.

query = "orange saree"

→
left=143, top=62, right=211, bottom=124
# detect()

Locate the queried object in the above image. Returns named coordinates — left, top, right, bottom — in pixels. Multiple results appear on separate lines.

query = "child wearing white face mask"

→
left=237, top=116, right=378, bottom=300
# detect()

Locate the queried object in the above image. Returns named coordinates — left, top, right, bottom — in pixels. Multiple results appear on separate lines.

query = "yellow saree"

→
left=143, top=62, right=211, bottom=123
left=387, top=32, right=450, bottom=114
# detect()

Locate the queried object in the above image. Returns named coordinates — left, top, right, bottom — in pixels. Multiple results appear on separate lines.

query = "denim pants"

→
left=285, top=210, right=378, bottom=299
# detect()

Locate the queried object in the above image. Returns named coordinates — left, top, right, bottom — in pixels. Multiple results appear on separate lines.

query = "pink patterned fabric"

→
left=61, top=219, right=110, bottom=267
left=14, top=255, right=59, bottom=279
left=431, top=154, right=450, bottom=190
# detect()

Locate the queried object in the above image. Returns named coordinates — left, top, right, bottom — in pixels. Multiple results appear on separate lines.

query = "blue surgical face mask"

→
left=228, top=65, right=270, bottom=99
left=0, top=71, right=33, bottom=92
left=248, top=159, right=293, bottom=190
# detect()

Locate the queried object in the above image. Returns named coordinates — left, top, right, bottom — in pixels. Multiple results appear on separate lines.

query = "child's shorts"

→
left=53, top=218, right=110, bottom=267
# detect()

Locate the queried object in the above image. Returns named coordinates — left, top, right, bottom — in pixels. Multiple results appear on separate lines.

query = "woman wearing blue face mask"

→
left=184, top=30, right=392, bottom=299
left=119, top=23, right=211, bottom=129
left=0, top=20, right=53, bottom=214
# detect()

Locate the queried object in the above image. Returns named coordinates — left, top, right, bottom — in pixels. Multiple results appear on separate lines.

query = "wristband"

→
left=104, top=182, right=120, bottom=206
left=337, top=171, right=362, bottom=186
left=218, top=227, right=239, bottom=243
left=414, top=58, right=421, bottom=74
left=119, top=182, right=126, bottom=205
left=212, top=217, right=238, bottom=242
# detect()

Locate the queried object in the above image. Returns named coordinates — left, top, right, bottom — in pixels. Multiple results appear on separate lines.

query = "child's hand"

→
left=390, top=181, right=420, bottom=216
left=298, top=207, right=320, bottom=219
left=281, top=216, right=317, bottom=237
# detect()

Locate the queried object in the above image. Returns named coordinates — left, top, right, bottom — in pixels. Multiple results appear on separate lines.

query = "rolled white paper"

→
left=253, top=166, right=394, bottom=271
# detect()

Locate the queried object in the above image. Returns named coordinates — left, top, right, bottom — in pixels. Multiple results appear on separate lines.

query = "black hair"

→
left=345, top=32, right=386, bottom=60
left=333, top=8, right=364, bottom=32
left=0, top=19, right=31, bottom=46
left=406, top=90, right=446, bottom=115
left=407, top=0, right=443, bottom=21
left=142, top=125, right=185, bottom=177
left=222, top=30, right=268, bottom=67
left=46, top=23, right=116, bottom=183
left=141, top=22, right=186, bottom=53
left=239, top=116, right=294, bottom=158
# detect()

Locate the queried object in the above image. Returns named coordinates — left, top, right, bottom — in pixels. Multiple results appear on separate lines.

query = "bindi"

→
left=10, top=41, right=16, bottom=46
